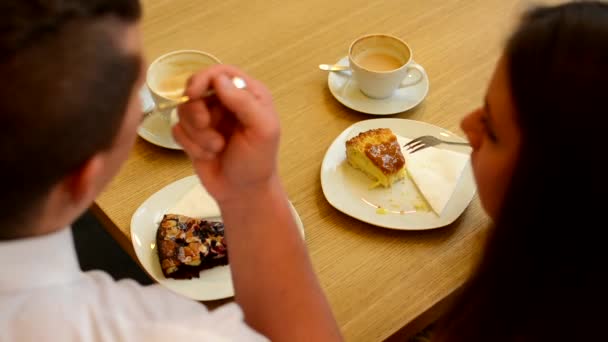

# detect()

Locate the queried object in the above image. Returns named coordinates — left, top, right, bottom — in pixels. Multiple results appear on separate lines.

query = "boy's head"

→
left=0, top=0, right=144, bottom=238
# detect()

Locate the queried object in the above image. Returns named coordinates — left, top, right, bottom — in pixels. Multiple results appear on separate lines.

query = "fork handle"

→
left=444, top=141, right=470, bottom=146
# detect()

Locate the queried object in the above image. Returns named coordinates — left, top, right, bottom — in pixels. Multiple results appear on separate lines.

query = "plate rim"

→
left=320, top=118, right=476, bottom=230
left=327, top=56, right=430, bottom=115
left=129, top=174, right=305, bottom=300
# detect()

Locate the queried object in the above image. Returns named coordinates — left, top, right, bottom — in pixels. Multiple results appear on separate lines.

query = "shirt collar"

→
left=0, top=228, right=82, bottom=293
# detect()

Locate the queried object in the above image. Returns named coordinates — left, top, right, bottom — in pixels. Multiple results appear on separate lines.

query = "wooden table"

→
left=93, top=0, right=562, bottom=340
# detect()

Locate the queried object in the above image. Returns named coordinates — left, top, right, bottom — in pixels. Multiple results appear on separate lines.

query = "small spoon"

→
left=318, top=64, right=350, bottom=72
left=143, top=76, right=247, bottom=121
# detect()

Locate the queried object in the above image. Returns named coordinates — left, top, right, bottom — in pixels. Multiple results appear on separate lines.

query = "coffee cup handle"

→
left=399, top=63, right=426, bottom=88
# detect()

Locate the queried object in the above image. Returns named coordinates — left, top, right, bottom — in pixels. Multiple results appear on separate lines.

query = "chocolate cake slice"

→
left=156, top=214, right=228, bottom=279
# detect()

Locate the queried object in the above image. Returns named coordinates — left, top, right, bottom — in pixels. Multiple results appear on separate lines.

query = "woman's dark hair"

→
left=0, top=0, right=141, bottom=237
left=435, top=2, right=608, bottom=340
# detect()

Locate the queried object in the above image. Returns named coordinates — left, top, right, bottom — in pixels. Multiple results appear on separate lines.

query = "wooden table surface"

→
left=93, top=0, right=562, bottom=340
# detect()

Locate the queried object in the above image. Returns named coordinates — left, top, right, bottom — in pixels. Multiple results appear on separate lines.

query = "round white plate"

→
left=130, top=175, right=305, bottom=301
left=320, top=118, right=476, bottom=230
left=327, top=56, right=429, bottom=115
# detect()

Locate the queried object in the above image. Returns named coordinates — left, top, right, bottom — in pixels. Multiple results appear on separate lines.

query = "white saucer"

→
left=137, top=86, right=182, bottom=149
left=327, top=56, right=429, bottom=115
left=138, top=109, right=182, bottom=150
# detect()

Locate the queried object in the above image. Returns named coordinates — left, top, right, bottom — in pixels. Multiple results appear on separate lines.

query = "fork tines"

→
left=403, top=137, right=428, bottom=153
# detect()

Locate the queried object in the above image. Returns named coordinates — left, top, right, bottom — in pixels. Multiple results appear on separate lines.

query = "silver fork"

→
left=403, top=135, right=470, bottom=154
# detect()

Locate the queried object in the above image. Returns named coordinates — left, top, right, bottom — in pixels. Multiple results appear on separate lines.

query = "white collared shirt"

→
left=0, top=228, right=267, bottom=341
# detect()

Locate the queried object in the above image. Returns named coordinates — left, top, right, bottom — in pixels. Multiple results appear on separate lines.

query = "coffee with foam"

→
left=156, top=70, right=198, bottom=100
left=147, top=50, right=221, bottom=117
left=355, top=50, right=405, bottom=72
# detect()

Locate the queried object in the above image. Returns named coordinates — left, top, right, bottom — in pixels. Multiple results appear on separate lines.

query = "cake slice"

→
left=346, top=128, right=406, bottom=188
left=157, top=214, right=228, bottom=280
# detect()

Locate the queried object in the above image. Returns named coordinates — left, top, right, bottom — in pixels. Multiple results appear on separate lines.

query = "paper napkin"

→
left=168, top=182, right=221, bottom=218
left=398, top=136, right=470, bottom=216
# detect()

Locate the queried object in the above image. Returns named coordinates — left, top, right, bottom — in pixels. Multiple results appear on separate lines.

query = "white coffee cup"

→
left=146, top=50, right=221, bottom=120
left=348, top=34, right=425, bottom=99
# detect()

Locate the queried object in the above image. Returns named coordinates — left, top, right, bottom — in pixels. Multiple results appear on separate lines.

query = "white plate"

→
left=130, top=175, right=305, bottom=301
left=327, top=56, right=429, bottom=115
left=320, top=118, right=476, bottom=230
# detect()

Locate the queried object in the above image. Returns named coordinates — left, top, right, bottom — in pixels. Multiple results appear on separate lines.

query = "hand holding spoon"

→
left=143, top=76, right=247, bottom=121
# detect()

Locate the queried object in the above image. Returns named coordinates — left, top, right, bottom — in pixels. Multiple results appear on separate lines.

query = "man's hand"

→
left=172, top=65, right=280, bottom=204
left=172, top=64, right=342, bottom=342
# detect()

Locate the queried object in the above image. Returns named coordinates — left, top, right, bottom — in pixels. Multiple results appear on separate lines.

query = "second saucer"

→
left=327, top=56, right=429, bottom=115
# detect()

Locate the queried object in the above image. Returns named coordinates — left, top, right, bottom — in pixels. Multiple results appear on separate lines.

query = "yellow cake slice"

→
left=346, top=128, right=406, bottom=188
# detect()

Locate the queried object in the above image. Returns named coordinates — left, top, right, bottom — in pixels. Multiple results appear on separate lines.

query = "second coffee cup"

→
left=348, top=34, right=425, bottom=99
